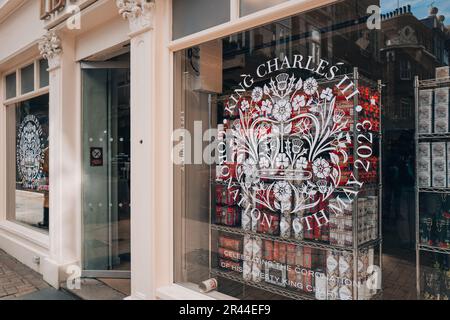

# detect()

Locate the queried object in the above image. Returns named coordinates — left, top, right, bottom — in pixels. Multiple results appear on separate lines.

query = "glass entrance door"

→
left=82, top=61, right=131, bottom=278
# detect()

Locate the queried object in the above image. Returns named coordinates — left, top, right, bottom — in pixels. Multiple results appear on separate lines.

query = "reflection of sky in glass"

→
left=381, top=0, right=450, bottom=21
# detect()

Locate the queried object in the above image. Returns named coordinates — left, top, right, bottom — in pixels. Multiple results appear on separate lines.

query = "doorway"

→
left=81, top=56, right=131, bottom=279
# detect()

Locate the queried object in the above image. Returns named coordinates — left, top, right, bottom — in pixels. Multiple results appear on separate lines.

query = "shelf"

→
left=211, top=268, right=383, bottom=301
left=419, top=77, right=450, bottom=89
left=210, top=268, right=315, bottom=300
left=418, top=133, right=450, bottom=140
left=211, top=224, right=381, bottom=252
left=418, top=187, right=450, bottom=194
left=418, top=244, right=450, bottom=255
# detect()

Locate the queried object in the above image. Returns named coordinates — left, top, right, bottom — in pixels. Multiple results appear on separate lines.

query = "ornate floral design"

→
left=38, top=30, right=62, bottom=68
left=313, top=158, right=331, bottom=179
left=17, top=115, right=44, bottom=189
left=231, top=72, right=352, bottom=214
left=116, top=0, right=155, bottom=32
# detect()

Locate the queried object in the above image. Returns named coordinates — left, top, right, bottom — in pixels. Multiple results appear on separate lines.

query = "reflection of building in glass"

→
left=222, top=0, right=382, bottom=91
left=381, top=5, right=450, bottom=128
left=380, top=5, right=450, bottom=256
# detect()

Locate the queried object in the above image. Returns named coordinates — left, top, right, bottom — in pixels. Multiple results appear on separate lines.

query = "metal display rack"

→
left=414, top=75, right=450, bottom=299
left=209, top=68, right=383, bottom=300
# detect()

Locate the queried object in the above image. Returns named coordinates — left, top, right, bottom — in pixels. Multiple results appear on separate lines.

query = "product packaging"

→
left=219, top=236, right=241, bottom=251
left=436, top=66, right=450, bottom=79
left=218, top=247, right=241, bottom=262
left=256, top=211, right=280, bottom=235
left=315, top=270, right=327, bottom=300
left=287, top=266, right=298, bottom=289
left=326, top=250, right=340, bottom=278
left=286, top=244, right=297, bottom=266
left=243, top=236, right=253, bottom=280
left=264, top=263, right=287, bottom=287
left=292, top=215, right=304, bottom=240
left=432, top=142, right=447, bottom=187
left=434, top=102, right=449, bottom=133
left=219, top=258, right=241, bottom=272
left=303, top=247, right=312, bottom=269
left=280, top=212, right=291, bottom=238
left=339, top=251, right=353, bottom=282
left=252, top=238, right=263, bottom=283
left=278, top=243, right=287, bottom=264
left=418, top=89, right=433, bottom=133
left=434, top=88, right=449, bottom=105
left=295, top=245, right=303, bottom=267
left=418, top=157, right=431, bottom=188
left=199, top=278, right=218, bottom=293
left=263, top=240, right=274, bottom=261
left=241, top=207, right=252, bottom=231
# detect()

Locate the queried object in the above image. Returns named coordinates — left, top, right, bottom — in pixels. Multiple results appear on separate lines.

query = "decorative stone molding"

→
left=116, top=0, right=155, bottom=34
left=38, top=30, right=62, bottom=70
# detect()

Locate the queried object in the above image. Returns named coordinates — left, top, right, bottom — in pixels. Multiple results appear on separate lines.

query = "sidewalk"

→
left=0, top=249, right=74, bottom=300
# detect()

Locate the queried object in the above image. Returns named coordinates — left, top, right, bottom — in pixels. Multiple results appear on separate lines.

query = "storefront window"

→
left=6, top=94, right=50, bottom=231
left=5, top=72, right=16, bottom=100
left=174, top=0, right=384, bottom=300
left=174, top=0, right=450, bottom=300
left=39, top=59, right=49, bottom=88
left=240, top=0, right=288, bottom=16
left=172, top=0, right=230, bottom=40
left=20, top=63, right=35, bottom=95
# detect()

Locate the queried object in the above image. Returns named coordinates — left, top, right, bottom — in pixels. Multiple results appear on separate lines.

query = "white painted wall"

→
left=0, top=0, right=46, bottom=64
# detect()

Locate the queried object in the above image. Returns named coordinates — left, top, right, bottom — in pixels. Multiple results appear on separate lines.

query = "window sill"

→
left=156, top=283, right=238, bottom=301
left=0, top=220, right=49, bottom=249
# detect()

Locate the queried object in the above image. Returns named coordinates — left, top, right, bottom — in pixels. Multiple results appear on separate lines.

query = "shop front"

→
left=0, top=0, right=449, bottom=301
left=0, top=0, right=146, bottom=296
left=166, top=0, right=450, bottom=300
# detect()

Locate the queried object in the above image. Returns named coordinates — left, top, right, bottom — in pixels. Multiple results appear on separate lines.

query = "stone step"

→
left=61, top=278, right=127, bottom=300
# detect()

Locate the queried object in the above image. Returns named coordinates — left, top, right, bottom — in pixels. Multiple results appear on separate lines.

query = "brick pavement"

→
left=0, top=249, right=50, bottom=299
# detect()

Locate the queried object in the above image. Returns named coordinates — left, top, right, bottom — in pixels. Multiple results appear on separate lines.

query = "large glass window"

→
left=174, top=0, right=384, bottom=300
left=39, top=59, right=49, bottom=88
left=5, top=72, right=16, bottom=100
left=240, top=0, right=289, bottom=16
left=6, top=94, right=50, bottom=231
left=174, top=0, right=450, bottom=301
left=172, top=0, right=230, bottom=40
left=20, top=64, right=35, bottom=95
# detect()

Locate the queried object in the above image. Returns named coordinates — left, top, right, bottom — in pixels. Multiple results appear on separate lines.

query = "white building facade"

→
left=1, top=0, right=449, bottom=301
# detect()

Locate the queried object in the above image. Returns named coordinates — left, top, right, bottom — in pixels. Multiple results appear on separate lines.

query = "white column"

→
left=117, top=0, right=156, bottom=299
left=39, top=31, right=80, bottom=288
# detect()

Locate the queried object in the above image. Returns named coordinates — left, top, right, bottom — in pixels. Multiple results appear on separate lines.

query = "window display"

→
left=415, top=69, right=450, bottom=299
left=6, top=94, right=50, bottom=231
left=174, top=1, right=383, bottom=300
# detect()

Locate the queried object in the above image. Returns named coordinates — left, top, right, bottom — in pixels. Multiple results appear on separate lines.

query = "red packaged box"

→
left=273, top=242, right=280, bottom=262
left=264, top=240, right=274, bottom=261
left=303, top=270, right=314, bottom=293
left=219, top=236, right=241, bottom=251
left=303, top=217, right=315, bottom=240
left=286, top=244, right=297, bottom=265
left=303, top=247, right=312, bottom=269
left=216, top=185, right=226, bottom=205
left=218, top=247, right=241, bottom=262
left=216, top=185, right=240, bottom=206
left=287, top=266, right=298, bottom=289
left=278, top=243, right=287, bottom=264
left=321, top=223, right=330, bottom=243
left=216, top=162, right=238, bottom=181
left=219, top=258, right=242, bottom=273
left=216, top=206, right=240, bottom=227
left=256, top=211, right=280, bottom=236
